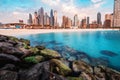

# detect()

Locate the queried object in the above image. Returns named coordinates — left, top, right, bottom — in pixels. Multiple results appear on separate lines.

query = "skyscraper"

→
left=87, top=17, right=90, bottom=28
left=33, top=12, right=39, bottom=25
left=81, top=17, right=86, bottom=28
left=113, top=0, right=120, bottom=27
left=50, top=9, right=54, bottom=27
left=38, top=7, right=44, bottom=26
left=104, top=14, right=113, bottom=28
left=97, top=12, right=102, bottom=27
left=74, top=14, right=78, bottom=27
left=54, top=10, right=57, bottom=27
left=28, top=13, right=33, bottom=25
left=44, top=12, right=48, bottom=25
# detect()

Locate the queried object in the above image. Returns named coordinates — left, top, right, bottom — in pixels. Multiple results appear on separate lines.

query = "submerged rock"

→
left=0, top=70, right=18, bottom=80
left=40, top=49, right=61, bottom=59
left=50, top=59, right=72, bottom=76
left=100, top=50, right=118, bottom=57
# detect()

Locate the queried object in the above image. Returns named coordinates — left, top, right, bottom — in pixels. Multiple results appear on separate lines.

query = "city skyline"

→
left=0, top=0, right=114, bottom=24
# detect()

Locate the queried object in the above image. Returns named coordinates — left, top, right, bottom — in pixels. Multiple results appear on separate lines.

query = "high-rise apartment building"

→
left=104, top=14, right=113, bottom=28
left=74, top=14, right=78, bottom=27
left=38, top=7, right=44, bottom=26
left=87, top=17, right=90, bottom=28
left=28, top=13, right=33, bottom=25
left=54, top=10, right=57, bottom=27
left=81, top=17, right=87, bottom=28
left=113, top=0, right=120, bottom=27
left=50, top=9, right=54, bottom=27
left=97, top=12, right=102, bottom=27
left=33, top=12, right=39, bottom=25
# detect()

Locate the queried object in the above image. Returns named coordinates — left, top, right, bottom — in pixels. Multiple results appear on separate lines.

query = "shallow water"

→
left=17, top=30, right=120, bottom=71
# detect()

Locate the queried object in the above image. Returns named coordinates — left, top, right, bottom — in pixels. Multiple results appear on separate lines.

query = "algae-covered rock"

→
left=24, top=55, right=44, bottom=63
left=50, top=59, right=72, bottom=76
left=67, top=77, right=83, bottom=80
left=8, top=36, right=19, bottom=42
left=40, top=49, right=61, bottom=58
left=35, top=45, right=45, bottom=50
left=30, top=47, right=39, bottom=54
left=72, top=61, right=93, bottom=74
left=22, top=43, right=31, bottom=49
left=20, top=38, right=30, bottom=46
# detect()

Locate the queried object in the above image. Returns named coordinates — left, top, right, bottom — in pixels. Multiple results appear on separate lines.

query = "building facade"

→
left=97, top=12, right=102, bottom=28
left=87, top=17, right=90, bottom=28
left=54, top=10, right=57, bottom=27
left=104, top=14, right=113, bottom=28
left=38, top=7, right=44, bottom=26
left=113, top=0, right=120, bottom=27
left=28, top=13, right=33, bottom=25
left=74, top=14, right=79, bottom=27
left=50, top=9, right=54, bottom=27
left=33, top=12, right=39, bottom=25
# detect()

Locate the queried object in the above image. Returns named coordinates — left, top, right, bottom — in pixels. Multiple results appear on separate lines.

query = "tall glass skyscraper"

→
left=74, top=14, right=78, bottom=27
left=28, top=13, right=33, bottom=25
left=113, top=0, right=120, bottom=27
left=97, top=12, right=102, bottom=27
left=38, top=7, right=44, bottom=26
left=54, top=10, right=57, bottom=27
left=50, top=9, right=54, bottom=27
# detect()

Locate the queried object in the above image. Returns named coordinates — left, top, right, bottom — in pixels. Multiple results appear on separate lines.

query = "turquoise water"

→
left=17, top=31, right=120, bottom=71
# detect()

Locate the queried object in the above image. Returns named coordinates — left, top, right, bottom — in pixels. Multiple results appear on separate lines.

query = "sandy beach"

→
left=0, top=29, right=119, bottom=36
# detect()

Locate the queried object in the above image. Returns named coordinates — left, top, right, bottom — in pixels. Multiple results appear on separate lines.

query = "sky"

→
left=0, top=0, right=114, bottom=24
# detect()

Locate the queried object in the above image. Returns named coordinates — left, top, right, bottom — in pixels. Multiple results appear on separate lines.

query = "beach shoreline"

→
left=0, top=29, right=119, bottom=36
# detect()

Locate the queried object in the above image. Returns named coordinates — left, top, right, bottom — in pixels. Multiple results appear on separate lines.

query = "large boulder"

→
left=98, top=65, right=120, bottom=80
left=40, top=49, right=61, bottom=59
left=0, top=42, right=24, bottom=58
left=19, top=61, right=49, bottom=80
left=50, top=59, right=72, bottom=76
left=0, top=46, right=24, bottom=58
left=0, top=54, right=20, bottom=65
left=0, top=70, right=18, bottom=80
left=0, top=64, right=17, bottom=71
left=24, top=55, right=44, bottom=63
left=0, top=35, right=8, bottom=42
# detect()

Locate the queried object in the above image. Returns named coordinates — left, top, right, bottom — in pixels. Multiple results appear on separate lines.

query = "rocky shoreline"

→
left=0, top=34, right=120, bottom=80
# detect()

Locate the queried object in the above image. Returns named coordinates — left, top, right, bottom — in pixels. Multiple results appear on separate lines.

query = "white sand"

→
left=0, top=29, right=119, bottom=36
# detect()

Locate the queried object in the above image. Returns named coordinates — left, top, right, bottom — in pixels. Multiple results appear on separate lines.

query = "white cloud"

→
left=91, top=0, right=103, bottom=3
left=41, top=0, right=60, bottom=6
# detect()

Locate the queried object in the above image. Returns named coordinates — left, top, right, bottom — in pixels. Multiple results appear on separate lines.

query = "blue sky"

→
left=0, top=0, right=114, bottom=24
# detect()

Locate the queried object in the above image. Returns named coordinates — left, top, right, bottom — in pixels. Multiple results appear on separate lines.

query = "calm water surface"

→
left=17, top=30, right=120, bottom=71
